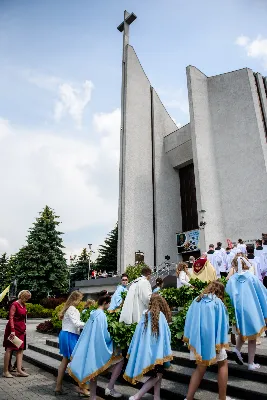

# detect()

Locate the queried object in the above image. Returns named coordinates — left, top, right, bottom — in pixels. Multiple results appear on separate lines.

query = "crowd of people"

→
left=176, top=239, right=267, bottom=288
left=2, top=240, right=267, bottom=400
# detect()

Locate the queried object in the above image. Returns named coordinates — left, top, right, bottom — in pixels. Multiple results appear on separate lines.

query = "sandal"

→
left=2, top=372, right=14, bottom=378
left=16, top=372, right=29, bottom=377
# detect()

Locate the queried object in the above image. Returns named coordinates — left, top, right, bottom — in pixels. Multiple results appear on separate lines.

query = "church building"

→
left=117, top=12, right=267, bottom=273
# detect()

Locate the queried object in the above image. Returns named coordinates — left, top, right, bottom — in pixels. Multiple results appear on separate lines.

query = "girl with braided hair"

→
left=124, top=294, right=173, bottom=400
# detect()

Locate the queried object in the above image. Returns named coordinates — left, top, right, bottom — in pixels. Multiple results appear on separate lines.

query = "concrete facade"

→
left=117, top=30, right=267, bottom=272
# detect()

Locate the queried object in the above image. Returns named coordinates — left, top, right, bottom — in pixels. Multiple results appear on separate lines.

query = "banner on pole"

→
left=0, top=285, right=10, bottom=303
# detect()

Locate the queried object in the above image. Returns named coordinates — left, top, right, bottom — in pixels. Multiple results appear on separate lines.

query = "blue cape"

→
left=108, top=285, right=127, bottom=311
left=226, top=271, right=267, bottom=340
left=153, top=287, right=161, bottom=293
left=124, top=311, right=172, bottom=384
left=183, top=294, right=229, bottom=366
left=68, top=309, right=123, bottom=384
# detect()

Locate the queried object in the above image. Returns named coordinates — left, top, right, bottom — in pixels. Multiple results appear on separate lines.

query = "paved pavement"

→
left=0, top=319, right=94, bottom=400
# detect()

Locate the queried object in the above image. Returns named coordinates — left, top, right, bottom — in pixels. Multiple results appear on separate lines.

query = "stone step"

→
left=166, top=363, right=267, bottom=400
left=34, top=342, right=267, bottom=387
left=23, top=348, right=243, bottom=400
left=46, top=338, right=59, bottom=349
left=171, top=350, right=267, bottom=383
left=28, top=343, right=62, bottom=361
left=45, top=337, right=267, bottom=368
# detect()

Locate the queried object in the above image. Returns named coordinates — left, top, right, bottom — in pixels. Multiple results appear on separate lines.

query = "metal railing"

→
left=150, top=262, right=177, bottom=287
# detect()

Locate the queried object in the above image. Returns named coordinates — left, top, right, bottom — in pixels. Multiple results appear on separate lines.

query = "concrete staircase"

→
left=24, top=338, right=267, bottom=399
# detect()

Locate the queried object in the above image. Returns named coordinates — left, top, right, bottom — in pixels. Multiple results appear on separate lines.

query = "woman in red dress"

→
left=3, top=290, right=31, bottom=378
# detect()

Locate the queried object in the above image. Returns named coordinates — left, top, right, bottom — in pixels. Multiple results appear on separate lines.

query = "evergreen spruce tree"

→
left=95, top=223, right=118, bottom=273
left=16, top=206, right=69, bottom=299
left=0, top=253, right=10, bottom=291
left=70, top=248, right=95, bottom=286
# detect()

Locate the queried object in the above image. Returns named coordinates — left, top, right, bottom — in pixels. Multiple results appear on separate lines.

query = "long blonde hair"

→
left=176, top=262, right=190, bottom=278
left=59, top=291, right=83, bottom=320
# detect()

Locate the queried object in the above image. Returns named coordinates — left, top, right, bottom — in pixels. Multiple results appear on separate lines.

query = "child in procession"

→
left=226, top=255, right=267, bottom=370
left=69, top=294, right=124, bottom=399
left=183, top=281, right=232, bottom=400
left=55, top=291, right=88, bottom=397
left=153, top=277, right=163, bottom=293
left=123, top=294, right=173, bottom=400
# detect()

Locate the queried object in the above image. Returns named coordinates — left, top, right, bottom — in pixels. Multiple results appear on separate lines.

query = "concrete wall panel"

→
left=187, top=66, right=224, bottom=249
left=119, top=45, right=154, bottom=270
left=208, top=68, right=267, bottom=241
left=152, top=89, right=182, bottom=265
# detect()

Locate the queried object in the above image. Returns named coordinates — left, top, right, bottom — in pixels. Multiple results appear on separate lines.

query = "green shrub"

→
left=51, top=301, right=86, bottom=330
left=48, top=279, right=235, bottom=350
left=0, top=307, right=8, bottom=319
left=160, top=279, right=207, bottom=308
left=125, top=262, right=150, bottom=283
left=26, top=303, right=53, bottom=318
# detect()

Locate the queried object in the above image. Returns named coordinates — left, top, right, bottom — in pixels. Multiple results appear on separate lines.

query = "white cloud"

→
left=0, top=237, right=9, bottom=252
left=0, top=111, right=120, bottom=256
left=236, top=35, right=267, bottom=70
left=19, top=68, right=94, bottom=128
left=235, top=36, right=250, bottom=47
left=0, top=118, right=9, bottom=139
left=93, top=108, right=121, bottom=163
left=54, top=80, right=94, bottom=128
left=22, top=69, right=62, bottom=91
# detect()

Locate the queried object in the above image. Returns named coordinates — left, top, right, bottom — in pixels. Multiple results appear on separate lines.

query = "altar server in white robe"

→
left=206, top=244, right=216, bottom=266
left=225, top=247, right=235, bottom=273
left=247, top=246, right=262, bottom=282
left=254, top=240, right=267, bottom=277
left=237, top=239, right=247, bottom=255
left=119, top=267, right=152, bottom=325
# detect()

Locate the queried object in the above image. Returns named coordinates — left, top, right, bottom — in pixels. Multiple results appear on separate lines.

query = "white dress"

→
left=119, top=276, right=152, bottom=324
left=177, top=271, right=192, bottom=288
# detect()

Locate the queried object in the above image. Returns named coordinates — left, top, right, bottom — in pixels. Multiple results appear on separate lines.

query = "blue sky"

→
left=0, top=0, right=267, bottom=261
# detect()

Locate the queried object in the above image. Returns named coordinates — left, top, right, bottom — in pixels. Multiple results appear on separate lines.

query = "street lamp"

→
left=88, top=244, right=92, bottom=280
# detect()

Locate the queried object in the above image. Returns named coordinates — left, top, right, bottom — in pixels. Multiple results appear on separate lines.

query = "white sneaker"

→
left=105, top=388, right=122, bottom=398
left=248, top=363, right=261, bottom=371
left=233, top=348, right=244, bottom=365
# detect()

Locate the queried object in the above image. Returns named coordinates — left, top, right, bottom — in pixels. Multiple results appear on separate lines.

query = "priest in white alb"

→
left=119, top=266, right=152, bottom=324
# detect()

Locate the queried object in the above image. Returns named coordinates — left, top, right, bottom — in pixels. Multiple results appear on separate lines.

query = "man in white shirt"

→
left=237, top=239, right=247, bottom=255
left=119, top=266, right=152, bottom=325
left=225, top=247, right=235, bottom=272
left=214, top=242, right=227, bottom=278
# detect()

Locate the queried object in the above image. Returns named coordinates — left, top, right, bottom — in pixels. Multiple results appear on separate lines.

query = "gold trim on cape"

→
left=107, top=306, right=122, bottom=313
left=123, top=355, right=173, bottom=385
left=183, top=336, right=230, bottom=366
left=68, top=354, right=124, bottom=384
left=235, top=325, right=267, bottom=342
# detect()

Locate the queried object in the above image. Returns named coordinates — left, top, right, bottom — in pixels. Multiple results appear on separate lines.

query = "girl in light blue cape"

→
left=183, top=281, right=230, bottom=400
left=68, top=294, right=124, bottom=400
left=152, top=277, right=163, bottom=293
left=124, top=294, right=173, bottom=400
left=226, top=256, right=267, bottom=371
left=108, top=274, right=128, bottom=312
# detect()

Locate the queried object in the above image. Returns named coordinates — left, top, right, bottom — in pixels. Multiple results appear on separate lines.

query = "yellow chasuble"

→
left=191, top=258, right=217, bottom=283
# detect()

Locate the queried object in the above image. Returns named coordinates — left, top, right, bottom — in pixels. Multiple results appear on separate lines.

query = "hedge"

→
left=44, top=278, right=235, bottom=350
left=0, top=303, right=53, bottom=319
